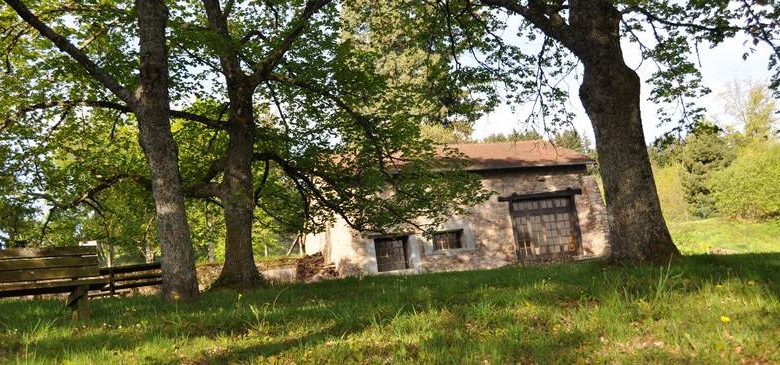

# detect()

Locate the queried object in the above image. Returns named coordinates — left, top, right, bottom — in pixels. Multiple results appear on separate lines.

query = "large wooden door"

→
left=509, top=197, right=582, bottom=260
left=375, top=236, right=409, bottom=272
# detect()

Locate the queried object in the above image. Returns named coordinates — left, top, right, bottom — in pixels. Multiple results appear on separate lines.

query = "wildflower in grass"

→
left=720, top=315, right=731, bottom=324
left=716, top=284, right=724, bottom=288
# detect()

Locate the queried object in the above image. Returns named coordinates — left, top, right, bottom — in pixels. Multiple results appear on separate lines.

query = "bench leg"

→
left=66, top=285, right=90, bottom=321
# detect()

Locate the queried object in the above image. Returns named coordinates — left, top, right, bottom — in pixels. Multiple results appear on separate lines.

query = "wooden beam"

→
left=364, top=231, right=415, bottom=239
left=0, top=266, right=100, bottom=283
left=0, top=247, right=96, bottom=260
left=109, top=279, right=162, bottom=291
left=109, top=272, right=162, bottom=283
left=99, top=262, right=160, bottom=275
left=0, top=256, right=98, bottom=272
left=0, top=278, right=108, bottom=298
left=498, top=188, right=582, bottom=202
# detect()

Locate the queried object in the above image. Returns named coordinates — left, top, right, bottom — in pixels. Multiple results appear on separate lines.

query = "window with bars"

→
left=432, top=230, right=463, bottom=251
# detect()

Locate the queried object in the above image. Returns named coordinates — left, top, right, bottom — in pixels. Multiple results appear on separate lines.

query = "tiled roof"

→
left=445, top=140, right=594, bottom=171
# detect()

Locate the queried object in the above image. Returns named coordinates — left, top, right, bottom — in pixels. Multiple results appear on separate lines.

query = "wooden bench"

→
left=0, top=247, right=163, bottom=319
left=0, top=247, right=106, bottom=319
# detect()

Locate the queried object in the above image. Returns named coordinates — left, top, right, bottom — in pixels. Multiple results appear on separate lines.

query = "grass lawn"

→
left=669, top=218, right=780, bottom=254
left=2, top=254, right=779, bottom=364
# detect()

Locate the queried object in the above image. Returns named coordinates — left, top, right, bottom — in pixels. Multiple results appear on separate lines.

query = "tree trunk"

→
left=135, top=0, right=199, bottom=299
left=571, top=0, right=680, bottom=262
left=213, top=88, right=264, bottom=289
left=207, top=240, right=216, bottom=263
left=145, top=241, right=154, bottom=264
left=204, top=205, right=216, bottom=263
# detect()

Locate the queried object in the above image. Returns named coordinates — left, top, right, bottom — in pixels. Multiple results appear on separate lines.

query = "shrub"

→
left=679, top=131, right=735, bottom=218
left=653, top=163, right=691, bottom=222
left=710, top=143, right=780, bottom=220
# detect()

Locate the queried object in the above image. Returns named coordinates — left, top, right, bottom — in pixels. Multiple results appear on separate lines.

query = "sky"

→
left=472, top=29, right=777, bottom=145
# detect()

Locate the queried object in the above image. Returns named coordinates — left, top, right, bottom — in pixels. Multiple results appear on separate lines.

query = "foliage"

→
left=652, top=83, right=778, bottom=222
left=648, top=132, right=684, bottom=168
left=710, top=143, right=780, bottom=220
left=0, top=138, right=36, bottom=248
left=480, top=129, right=542, bottom=143
left=678, top=126, right=735, bottom=218
left=2, top=254, right=780, bottom=363
left=418, top=120, right=473, bottom=144
left=551, top=128, right=592, bottom=154
left=0, top=0, right=491, bottom=268
left=721, top=81, right=779, bottom=145
left=618, top=1, right=780, bottom=124
left=653, top=163, right=691, bottom=222
left=650, top=120, right=727, bottom=167
left=340, top=1, right=495, bottom=127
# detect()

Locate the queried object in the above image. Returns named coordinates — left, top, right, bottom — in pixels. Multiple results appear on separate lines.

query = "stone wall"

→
left=306, top=166, right=610, bottom=276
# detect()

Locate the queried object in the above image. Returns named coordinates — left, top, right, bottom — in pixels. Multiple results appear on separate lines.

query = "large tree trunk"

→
left=135, top=0, right=199, bottom=299
left=213, top=87, right=264, bottom=289
left=571, top=0, right=680, bottom=262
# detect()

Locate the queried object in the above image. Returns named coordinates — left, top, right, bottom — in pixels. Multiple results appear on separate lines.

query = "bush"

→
left=710, top=143, right=780, bottom=220
left=679, top=131, right=735, bottom=218
left=653, top=163, right=691, bottom=222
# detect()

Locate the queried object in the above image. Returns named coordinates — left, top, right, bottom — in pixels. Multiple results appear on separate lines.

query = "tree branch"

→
left=3, top=0, right=135, bottom=105
left=254, top=159, right=271, bottom=204
left=187, top=158, right=225, bottom=199
left=478, top=0, right=580, bottom=54
left=247, top=0, right=332, bottom=87
left=630, top=5, right=779, bottom=63
left=202, top=0, right=246, bottom=83
left=15, top=100, right=225, bottom=130
left=266, top=73, right=390, bottom=169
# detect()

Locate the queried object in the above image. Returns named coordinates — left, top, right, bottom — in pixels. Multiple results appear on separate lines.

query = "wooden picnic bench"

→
left=0, top=246, right=162, bottom=319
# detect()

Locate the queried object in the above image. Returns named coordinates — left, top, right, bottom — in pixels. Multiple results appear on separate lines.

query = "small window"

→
left=433, top=230, right=464, bottom=251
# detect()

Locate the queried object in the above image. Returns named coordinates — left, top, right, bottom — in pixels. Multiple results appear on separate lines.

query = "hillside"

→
left=2, top=254, right=778, bottom=364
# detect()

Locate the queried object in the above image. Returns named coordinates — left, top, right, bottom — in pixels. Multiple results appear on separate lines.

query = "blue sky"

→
left=473, top=31, right=776, bottom=144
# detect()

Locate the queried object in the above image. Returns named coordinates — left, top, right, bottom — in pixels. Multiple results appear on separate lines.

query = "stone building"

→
left=305, top=140, right=610, bottom=276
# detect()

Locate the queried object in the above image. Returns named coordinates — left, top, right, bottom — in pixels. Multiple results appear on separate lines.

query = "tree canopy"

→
left=1, top=0, right=491, bottom=289
left=2, top=0, right=780, bottom=294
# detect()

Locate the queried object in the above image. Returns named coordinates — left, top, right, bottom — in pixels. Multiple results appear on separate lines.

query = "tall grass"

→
left=2, top=254, right=779, bottom=364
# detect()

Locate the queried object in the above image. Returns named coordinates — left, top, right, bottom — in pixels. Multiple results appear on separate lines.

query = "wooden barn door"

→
left=509, top=197, right=582, bottom=261
left=375, top=236, right=409, bottom=272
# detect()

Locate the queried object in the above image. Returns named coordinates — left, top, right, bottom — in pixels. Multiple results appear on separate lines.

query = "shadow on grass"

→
left=676, top=253, right=780, bottom=296
left=0, top=253, right=778, bottom=363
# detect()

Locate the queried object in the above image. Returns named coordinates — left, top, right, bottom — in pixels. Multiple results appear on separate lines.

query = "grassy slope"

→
left=669, top=218, right=780, bottom=254
left=2, top=254, right=779, bottom=364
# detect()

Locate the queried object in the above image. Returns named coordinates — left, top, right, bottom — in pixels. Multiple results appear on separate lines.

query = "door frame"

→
left=503, top=189, right=584, bottom=262
left=373, top=235, right=411, bottom=272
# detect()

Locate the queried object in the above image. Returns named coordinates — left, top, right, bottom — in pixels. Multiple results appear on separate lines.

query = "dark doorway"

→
left=375, top=236, right=410, bottom=272
left=509, top=196, right=582, bottom=260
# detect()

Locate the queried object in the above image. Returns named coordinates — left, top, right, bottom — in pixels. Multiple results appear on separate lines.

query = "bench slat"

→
left=109, top=272, right=162, bottom=283
left=0, top=278, right=109, bottom=298
left=0, top=256, right=98, bottom=272
left=0, top=247, right=96, bottom=260
left=0, top=266, right=100, bottom=283
left=109, top=279, right=162, bottom=291
left=99, top=262, right=161, bottom=275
